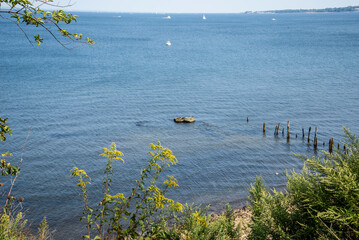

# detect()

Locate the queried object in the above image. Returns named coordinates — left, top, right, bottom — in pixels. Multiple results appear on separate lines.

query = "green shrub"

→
left=249, top=127, right=359, bottom=239
left=0, top=211, right=27, bottom=240
left=169, top=203, right=241, bottom=240
left=71, top=142, right=183, bottom=239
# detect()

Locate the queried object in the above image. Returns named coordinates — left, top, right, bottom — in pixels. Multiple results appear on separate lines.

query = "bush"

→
left=169, top=203, right=241, bottom=240
left=71, top=141, right=183, bottom=239
left=249, top=127, right=359, bottom=239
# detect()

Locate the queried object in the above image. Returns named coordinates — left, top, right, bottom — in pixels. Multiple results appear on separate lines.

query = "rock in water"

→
left=174, top=117, right=195, bottom=123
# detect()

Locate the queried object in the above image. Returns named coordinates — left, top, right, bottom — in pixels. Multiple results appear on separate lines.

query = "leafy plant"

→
left=37, top=217, right=51, bottom=240
left=71, top=141, right=183, bottom=239
left=167, top=203, right=241, bottom=240
left=0, top=0, right=95, bottom=48
left=0, top=117, right=12, bottom=142
left=0, top=210, right=28, bottom=240
left=249, top=127, right=359, bottom=240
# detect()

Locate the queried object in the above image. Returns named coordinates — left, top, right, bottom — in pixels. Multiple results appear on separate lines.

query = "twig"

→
left=5, top=127, right=31, bottom=207
left=317, top=216, right=341, bottom=240
left=0, top=15, right=34, bottom=46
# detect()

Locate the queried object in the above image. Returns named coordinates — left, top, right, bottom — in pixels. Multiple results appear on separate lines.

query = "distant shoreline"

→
left=8, top=5, right=356, bottom=15
left=242, top=5, right=359, bottom=14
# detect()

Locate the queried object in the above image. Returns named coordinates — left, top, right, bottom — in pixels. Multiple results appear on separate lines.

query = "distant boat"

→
left=272, top=18, right=276, bottom=21
left=163, top=16, right=171, bottom=19
left=166, top=41, right=171, bottom=46
left=203, top=15, right=206, bottom=20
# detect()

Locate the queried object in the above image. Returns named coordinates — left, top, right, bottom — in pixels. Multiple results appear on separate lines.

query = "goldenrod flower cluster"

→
left=99, top=142, right=124, bottom=163
left=147, top=185, right=173, bottom=209
left=149, top=141, right=177, bottom=166
left=70, top=167, right=91, bottom=188
left=105, top=193, right=125, bottom=201
left=174, top=202, right=184, bottom=213
left=163, top=175, right=179, bottom=188
left=147, top=184, right=183, bottom=213
left=192, top=210, right=207, bottom=227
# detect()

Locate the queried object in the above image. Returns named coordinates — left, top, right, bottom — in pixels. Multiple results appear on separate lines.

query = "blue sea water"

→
left=1, top=12, right=359, bottom=239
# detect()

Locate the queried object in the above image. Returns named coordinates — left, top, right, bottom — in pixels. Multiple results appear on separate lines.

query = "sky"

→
left=64, top=0, right=359, bottom=13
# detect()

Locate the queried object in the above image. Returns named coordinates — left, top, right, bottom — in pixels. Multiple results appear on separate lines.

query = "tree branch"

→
left=0, top=15, right=34, bottom=46
left=0, top=1, right=95, bottom=48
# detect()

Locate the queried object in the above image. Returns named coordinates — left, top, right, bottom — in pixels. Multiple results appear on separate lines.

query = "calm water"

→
left=1, top=12, right=359, bottom=239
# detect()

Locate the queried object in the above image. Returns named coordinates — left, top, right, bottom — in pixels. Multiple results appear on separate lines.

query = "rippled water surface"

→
left=1, top=12, right=359, bottom=239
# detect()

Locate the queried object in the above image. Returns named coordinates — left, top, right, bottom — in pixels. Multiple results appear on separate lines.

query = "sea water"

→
left=1, top=12, right=358, bottom=239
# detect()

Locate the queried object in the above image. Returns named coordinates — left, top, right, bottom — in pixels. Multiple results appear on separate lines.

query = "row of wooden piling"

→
left=257, top=119, right=347, bottom=154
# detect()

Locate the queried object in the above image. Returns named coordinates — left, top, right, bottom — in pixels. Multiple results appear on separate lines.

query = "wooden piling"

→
left=337, top=143, right=340, bottom=149
left=247, top=116, right=249, bottom=122
left=263, top=123, right=266, bottom=133
left=314, top=127, right=318, bottom=149
left=308, top=127, right=311, bottom=143
left=296, top=133, right=298, bottom=138
left=282, top=128, right=284, bottom=136
left=329, top=138, right=333, bottom=154
left=302, top=128, right=305, bottom=138
left=287, top=121, right=290, bottom=140
left=274, top=123, right=280, bottom=136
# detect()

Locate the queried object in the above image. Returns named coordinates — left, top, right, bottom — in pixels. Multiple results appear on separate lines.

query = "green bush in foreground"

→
left=167, top=203, right=240, bottom=240
left=249, top=127, right=359, bottom=240
left=72, top=142, right=183, bottom=239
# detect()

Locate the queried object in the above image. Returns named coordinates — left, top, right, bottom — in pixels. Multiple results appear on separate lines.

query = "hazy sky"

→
left=65, top=0, right=359, bottom=13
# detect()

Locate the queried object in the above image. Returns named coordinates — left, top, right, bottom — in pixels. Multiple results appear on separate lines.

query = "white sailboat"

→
left=203, top=15, right=206, bottom=20
left=163, top=15, right=171, bottom=19
left=166, top=41, right=171, bottom=46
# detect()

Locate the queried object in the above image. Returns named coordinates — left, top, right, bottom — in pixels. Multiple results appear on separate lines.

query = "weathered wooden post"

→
left=302, top=128, right=305, bottom=138
left=329, top=138, right=333, bottom=154
left=263, top=123, right=266, bottom=133
left=296, top=133, right=298, bottom=138
left=274, top=123, right=280, bottom=136
left=282, top=128, right=284, bottom=136
left=344, top=145, right=346, bottom=153
left=247, top=116, right=249, bottom=122
left=287, top=121, right=290, bottom=140
left=337, top=143, right=340, bottom=149
left=314, top=127, right=318, bottom=149
left=308, top=127, right=311, bottom=143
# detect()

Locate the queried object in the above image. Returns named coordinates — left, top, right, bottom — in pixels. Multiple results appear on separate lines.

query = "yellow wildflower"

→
left=163, top=176, right=179, bottom=188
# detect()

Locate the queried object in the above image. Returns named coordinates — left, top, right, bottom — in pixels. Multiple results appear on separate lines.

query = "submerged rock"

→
left=174, top=117, right=195, bottom=123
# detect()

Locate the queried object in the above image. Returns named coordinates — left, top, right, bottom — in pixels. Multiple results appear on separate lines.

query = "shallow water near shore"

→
left=1, top=12, right=359, bottom=239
